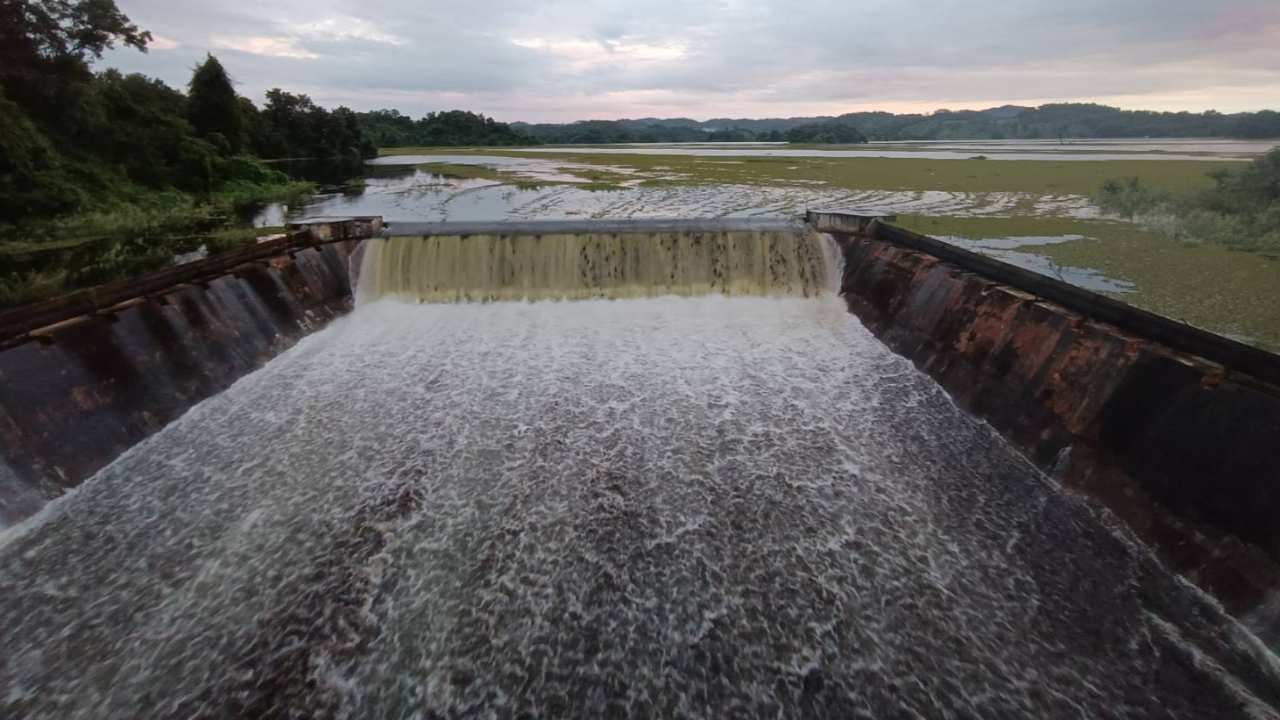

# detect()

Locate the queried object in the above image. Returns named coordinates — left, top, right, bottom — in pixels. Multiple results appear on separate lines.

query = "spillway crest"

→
left=355, top=227, right=833, bottom=304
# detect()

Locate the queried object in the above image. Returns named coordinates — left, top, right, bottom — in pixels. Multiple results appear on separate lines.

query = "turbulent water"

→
left=2, top=234, right=1280, bottom=718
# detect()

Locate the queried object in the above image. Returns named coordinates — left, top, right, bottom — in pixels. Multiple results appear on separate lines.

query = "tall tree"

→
left=187, top=54, right=243, bottom=153
left=0, top=0, right=150, bottom=121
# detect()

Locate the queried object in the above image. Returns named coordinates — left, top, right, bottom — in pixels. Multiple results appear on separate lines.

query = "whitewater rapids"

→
left=2, top=290, right=1278, bottom=717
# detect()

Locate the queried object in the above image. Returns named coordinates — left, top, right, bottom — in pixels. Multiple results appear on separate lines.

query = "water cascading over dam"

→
left=2, top=220, right=1279, bottom=719
left=353, top=222, right=833, bottom=304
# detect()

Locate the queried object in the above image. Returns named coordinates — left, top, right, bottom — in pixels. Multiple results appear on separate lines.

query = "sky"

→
left=102, top=0, right=1280, bottom=123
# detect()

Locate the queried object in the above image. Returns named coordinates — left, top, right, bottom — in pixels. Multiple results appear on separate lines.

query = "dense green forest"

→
left=784, top=122, right=868, bottom=144
left=358, top=109, right=536, bottom=147
left=0, top=0, right=375, bottom=230
left=0, top=0, right=375, bottom=304
left=605, top=105, right=1280, bottom=142
left=1099, top=149, right=1280, bottom=252
left=479, top=119, right=867, bottom=145
left=836, top=105, right=1280, bottom=141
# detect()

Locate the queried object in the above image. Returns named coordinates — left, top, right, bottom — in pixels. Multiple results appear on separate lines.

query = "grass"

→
left=1039, top=227, right=1280, bottom=351
left=0, top=224, right=292, bottom=308
left=415, top=161, right=631, bottom=191
left=383, top=146, right=1237, bottom=196
left=1097, top=158, right=1280, bottom=253
left=415, top=161, right=529, bottom=186
left=897, top=214, right=1280, bottom=351
left=205, top=225, right=287, bottom=251
left=556, top=167, right=634, bottom=191
left=896, top=214, right=1102, bottom=238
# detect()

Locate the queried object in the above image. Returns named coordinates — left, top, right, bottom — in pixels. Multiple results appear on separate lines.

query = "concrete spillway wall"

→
left=0, top=240, right=361, bottom=524
left=830, top=218, right=1280, bottom=645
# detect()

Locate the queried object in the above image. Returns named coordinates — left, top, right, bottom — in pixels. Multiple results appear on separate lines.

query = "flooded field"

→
left=262, top=139, right=1280, bottom=349
left=281, top=166, right=1098, bottom=222
left=576, top=138, right=1280, bottom=159
left=515, top=146, right=1257, bottom=162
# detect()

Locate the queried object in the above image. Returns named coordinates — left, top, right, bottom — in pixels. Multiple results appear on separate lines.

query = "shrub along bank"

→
left=1100, top=149, right=1280, bottom=253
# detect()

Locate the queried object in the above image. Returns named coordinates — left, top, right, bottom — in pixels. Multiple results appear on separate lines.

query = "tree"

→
left=238, top=96, right=267, bottom=155
left=1233, top=111, right=1280, bottom=140
left=786, top=122, right=868, bottom=144
left=707, top=127, right=758, bottom=142
left=89, top=69, right=219, bottom=191
left=0, top=89, right=83, bottom=221
left=187, top=54, right=244, bottom=153
left=0, top=0, right=150, bottom=121
left=357, top=109, right=535, bottom=148
left=259, top=88, right=317, bottom=158
left=0, top=0, right=381, bottom=251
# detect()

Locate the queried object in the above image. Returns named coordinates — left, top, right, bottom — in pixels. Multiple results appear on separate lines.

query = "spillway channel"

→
left=2, top=228, right=1278, bottom=719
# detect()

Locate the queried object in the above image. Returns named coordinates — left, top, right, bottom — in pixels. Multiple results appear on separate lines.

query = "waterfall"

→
left=354, top=225, right=836, bottom=305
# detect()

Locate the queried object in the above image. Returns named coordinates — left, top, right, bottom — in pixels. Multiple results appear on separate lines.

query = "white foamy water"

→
left=3, top=294, right=1279, bottom=718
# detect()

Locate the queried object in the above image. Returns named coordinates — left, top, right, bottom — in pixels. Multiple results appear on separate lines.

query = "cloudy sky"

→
left=103, top=0, right=1280, bottom=122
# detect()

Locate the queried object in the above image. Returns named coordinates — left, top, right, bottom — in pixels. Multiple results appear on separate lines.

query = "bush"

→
left=212, top=154, right=291, bottom=186
left=0, top=94, right=86, bottom=222
left=1100, top=149, right=1280, bottom=252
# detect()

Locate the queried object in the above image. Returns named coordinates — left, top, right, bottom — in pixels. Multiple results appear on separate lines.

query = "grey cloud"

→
left=104, top=0, right=1280, bottom=120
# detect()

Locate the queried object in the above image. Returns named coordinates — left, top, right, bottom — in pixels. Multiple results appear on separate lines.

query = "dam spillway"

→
left=354, top=221, right=833, bottom=304
left=2, top=219, right=1280, bottom=718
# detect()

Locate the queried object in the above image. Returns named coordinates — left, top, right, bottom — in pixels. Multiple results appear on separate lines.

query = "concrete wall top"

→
left=805, top=209, right=899, bottom=235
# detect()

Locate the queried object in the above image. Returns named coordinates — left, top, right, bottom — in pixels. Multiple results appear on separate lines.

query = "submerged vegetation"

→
left=1099, top=149, right=1280, bottom=252
left=390, top=147, right=1237, bottom=196
left=896, top=214, right=1280, bottom=351
left=0, top=0, right=376, bottom=305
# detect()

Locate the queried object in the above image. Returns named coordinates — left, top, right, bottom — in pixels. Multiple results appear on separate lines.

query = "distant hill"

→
left=567, top=105, right=1277, bottom=141
left=702, top=116, right=836, bottom=133
left=371, top=104, right=1280, bottom=147
left=616, top=118, right=705, bottom=129
left=982, top=105, right=1030, bottom=119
